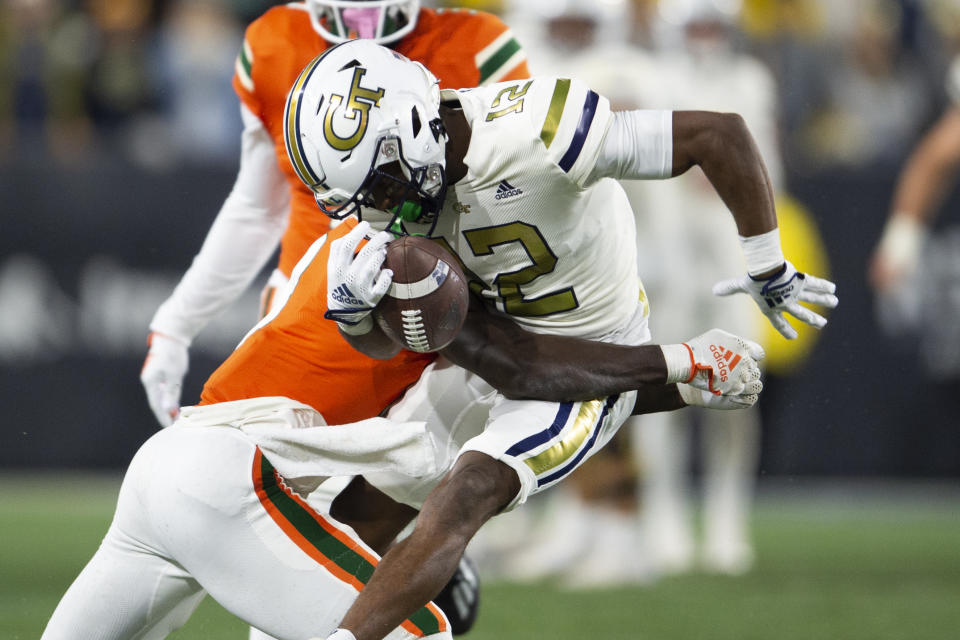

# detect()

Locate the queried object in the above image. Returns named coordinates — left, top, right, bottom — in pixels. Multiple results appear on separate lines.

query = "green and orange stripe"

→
left=475, top=30, right=526, bottom=85
left=252, top=448, right=447, bottom=637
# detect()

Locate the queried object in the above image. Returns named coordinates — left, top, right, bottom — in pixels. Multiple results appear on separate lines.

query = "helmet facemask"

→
left=306, top=0, right=421, bottom=45
left=326, top=134, right=447, bottom=237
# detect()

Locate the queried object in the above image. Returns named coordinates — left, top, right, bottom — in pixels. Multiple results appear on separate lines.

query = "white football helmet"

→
left=284, top=40, right=447, bottom=234
left=305, top=0, right=421, bottom=44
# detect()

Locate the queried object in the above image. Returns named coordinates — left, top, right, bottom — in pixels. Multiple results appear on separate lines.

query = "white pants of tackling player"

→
left=41, top=421, right=451, bottom=640
left=367, top=302, right=650, bottom=512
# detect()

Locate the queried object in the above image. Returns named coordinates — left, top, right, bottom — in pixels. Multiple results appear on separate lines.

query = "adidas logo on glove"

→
left=709, top=344, right=742, bottom=384
left=331, top=284, right=365, bottom=308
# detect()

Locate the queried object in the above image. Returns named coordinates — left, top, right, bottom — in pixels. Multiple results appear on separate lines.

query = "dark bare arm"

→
left=441, top=297, right=672, bottom=403
left=671, top=110, right=777, bottom=240
left=338, top=323, right=401, bottom=360
left=343, top=296, right=684, bottom=413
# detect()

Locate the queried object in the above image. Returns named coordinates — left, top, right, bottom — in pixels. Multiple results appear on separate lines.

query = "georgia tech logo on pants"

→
left=323, top=67, right=385, bottom=151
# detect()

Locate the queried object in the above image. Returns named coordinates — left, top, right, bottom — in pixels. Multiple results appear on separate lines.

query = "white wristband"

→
left=739, top=229, right=785, bottom=277
left=319, top=631, right=357, bottom=640
left=337, top=315, right=374, bottom=336
left=877, top=213, right=927, bottom=271
left=661, top=343, right=694, bottom=384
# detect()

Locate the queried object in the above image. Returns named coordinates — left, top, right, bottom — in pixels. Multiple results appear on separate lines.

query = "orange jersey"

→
left=233, top=4, right=530, bottom=277
left=200, top=218, right=434, bottom=424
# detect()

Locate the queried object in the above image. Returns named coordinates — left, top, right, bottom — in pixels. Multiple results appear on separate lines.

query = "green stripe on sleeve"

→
left=479, top=37, right=522, bottom=83
left=240, top=40, right=252, bottom=77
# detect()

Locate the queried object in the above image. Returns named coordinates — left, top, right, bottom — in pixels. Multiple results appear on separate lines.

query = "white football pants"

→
left=41, top=424, right=450, bottom=640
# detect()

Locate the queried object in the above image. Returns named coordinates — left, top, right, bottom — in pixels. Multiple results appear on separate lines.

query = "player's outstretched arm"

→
left=671, top=110, right=839, bottom=339
left=443, top=304, right=764, bottom=411
left=672, top=110, right=778, bottom=237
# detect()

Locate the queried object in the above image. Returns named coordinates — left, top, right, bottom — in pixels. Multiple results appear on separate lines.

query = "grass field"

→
left=3, top=474, right=959, bottom=640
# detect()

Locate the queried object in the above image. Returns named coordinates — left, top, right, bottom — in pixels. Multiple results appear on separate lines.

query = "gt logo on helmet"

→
left=324, top=67, right=386, bottom=151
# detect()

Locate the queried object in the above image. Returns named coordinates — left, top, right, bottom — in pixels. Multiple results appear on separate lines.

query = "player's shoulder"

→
left=461, top=76, right=610, bottom=175
left=406, top=7, right=526, bottom=85
left=461, top=76, right=602, bottom=131
left=235, top=3, right=320, bottom=108
left=244, top=2, right=313, bottom=51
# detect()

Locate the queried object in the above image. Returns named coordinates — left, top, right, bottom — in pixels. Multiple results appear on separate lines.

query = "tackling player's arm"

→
left=343, top=291, right=759, bottom=414
left=441, top=296, right=680, bottom=411
left=443, top=299, right=762, bottom=413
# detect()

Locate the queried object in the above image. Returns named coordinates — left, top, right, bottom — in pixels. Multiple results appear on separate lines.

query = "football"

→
left=374, top=236, right=470, bottom=353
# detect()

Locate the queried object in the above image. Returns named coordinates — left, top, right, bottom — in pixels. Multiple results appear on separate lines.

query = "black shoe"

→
left=433, top=554, right=480, bottom=635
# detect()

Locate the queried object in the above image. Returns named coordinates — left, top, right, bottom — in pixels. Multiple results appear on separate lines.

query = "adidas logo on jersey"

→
left=331, top=284, right=365, bottom=308
left=494, top=180, right=523, bottom=200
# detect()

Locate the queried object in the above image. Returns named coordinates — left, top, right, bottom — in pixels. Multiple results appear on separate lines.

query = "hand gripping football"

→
left=374, top=236, right=470, bottom=353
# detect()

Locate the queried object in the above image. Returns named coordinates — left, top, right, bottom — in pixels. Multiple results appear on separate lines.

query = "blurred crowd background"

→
left=2, top=0, right=960, bottom=570
left=2, top=0, right=959, bottom=171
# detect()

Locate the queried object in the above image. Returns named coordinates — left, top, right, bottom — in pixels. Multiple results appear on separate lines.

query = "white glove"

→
left=869, top=213, right=927, bottom=293
left=661, top=328, right=765, bottom=397
left=140, top=332, right=189, bottom=427
left=324, top=221, right=394, bottom=335
left=678, top=382, right=759, bottom=410
left=713, top=260, right=839, bottom=340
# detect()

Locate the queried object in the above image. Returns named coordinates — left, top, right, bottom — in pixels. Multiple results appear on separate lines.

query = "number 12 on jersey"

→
left=485, top=80, right=534, bottom=121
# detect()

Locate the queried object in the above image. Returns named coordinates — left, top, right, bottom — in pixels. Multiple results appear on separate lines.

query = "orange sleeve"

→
left=233, top=7, right=323, bottom=122
left=462, top=10, right=531, bottom=85
left=399, top=9, right=529, bottom=89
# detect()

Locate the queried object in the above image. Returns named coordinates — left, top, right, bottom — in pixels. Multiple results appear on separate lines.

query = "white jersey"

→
left=427, top=78, right=645, bottom=340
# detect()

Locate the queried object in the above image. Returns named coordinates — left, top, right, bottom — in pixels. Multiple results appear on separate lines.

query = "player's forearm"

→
left=441, top=307, right=668, bottom=402
left=150, top=107, right=289, bottom=342
left=150, top=205, right=286, bottom=341
left=672, top=110, right=777, bottom=238
left=890, top=108, right=960, bottom=223
left=339, top=322, right=403, bottom=360
left=631, top=383, right=685, bottom=415
left=492, top=339, right=669, bottom=402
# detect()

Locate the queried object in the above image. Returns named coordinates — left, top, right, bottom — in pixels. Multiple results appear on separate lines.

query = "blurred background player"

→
left=621, top=0, right=781, bottom=577
left=869, top=52, right=960, bottom=339
left=141, top=0, right=530, bottom=428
